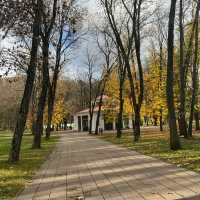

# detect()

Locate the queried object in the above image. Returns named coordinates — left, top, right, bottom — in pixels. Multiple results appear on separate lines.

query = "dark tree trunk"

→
left=89, top=113, right=93, bottom=134
left=103, top=0, right=144, bottom=142
left=117, top=85, right=124, bottom=138
left=46, top=89, right=54, bottom=139
left=31, top=82, right=39, bottom=136
left=116, top=48, right=126, bottom=138
left=178, top=0, right=188, bottom=138
left=95, top=87, right=105, bottom=135
left=153, top=116, right=158, bottom=126
left=46, top=63, right=59, bottom=139
left=132, top=1, right=144, bottom=142
left=195, top=112, right=200, bottom=130
left=160, top=109, right=163, bottom=131
left=167, top=0, right=181, bottom=150
left=33, top=39, right=50, bottom=148
left=46, top=16, right=63, bottom=139
left=134, top=106, right=140, bottom=142
left=88, top=78, right=100, bottom=134
left=126, top=61, right=141, bottom=141
left=9, top=1, right=41, bottom=162
left=88, top=73, right=93, bottom=134
left=188, top=2, right=200, bottom=137
left=31, top=118, right=36, bottom=135
left=159, top=42, right=163, bottom=132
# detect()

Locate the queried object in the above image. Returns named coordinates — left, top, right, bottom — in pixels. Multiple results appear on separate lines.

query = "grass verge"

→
left=0, top=131, right=59, bottom=200
left=100, top=128, right=200, bottom=173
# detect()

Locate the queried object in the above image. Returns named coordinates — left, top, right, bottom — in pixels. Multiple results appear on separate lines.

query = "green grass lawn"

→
left=0, top=131, right=59, bottom=200
left=100, top=129, right=200, bottom=173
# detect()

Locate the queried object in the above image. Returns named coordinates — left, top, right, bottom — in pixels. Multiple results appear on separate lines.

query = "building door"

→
left=78, top=116, right=81, bottom=131
left=82, top=115, right=89, bottom=131
left=104, top=120, right=113, bottom=130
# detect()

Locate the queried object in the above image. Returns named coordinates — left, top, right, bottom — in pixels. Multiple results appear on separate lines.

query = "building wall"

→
left=73, top=115, right=79, bottom=131
left=73, top=112, right=105, bottom=132
left=74, top=112, right=133, bottom=132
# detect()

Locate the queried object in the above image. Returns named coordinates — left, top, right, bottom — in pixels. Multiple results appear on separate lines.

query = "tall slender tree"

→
left=101, top=0, right=146, bottom=141
left=166, top=0, right=181, bottom=150
left=188, top=0, right=200, bottom=137
left=46, top=0, right=82, bottom=139
left=116, top=49, right=126, bottom=138
left=95, top=29, right=115, bottom=135
left=9, top=0, right=42, bottom=162
left=33, top=0, right=58, bottom=148
left=178, top=0, right=188, bottom=138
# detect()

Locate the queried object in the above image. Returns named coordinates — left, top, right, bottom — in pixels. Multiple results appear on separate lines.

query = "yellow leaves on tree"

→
left=143, top=49, right=168, bottom=120
left=105, top=68, right=133, bottom=118
left=52, top=99, right=66, bottom=125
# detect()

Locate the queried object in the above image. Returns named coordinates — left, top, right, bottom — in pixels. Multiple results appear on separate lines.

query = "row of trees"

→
left=0, top=0, right=200, bottom=163
left=56, top=0, right=199, bottom=151
left=86, top=0, right=200, bottom=150
left=0, top=0, right=83, bottom=163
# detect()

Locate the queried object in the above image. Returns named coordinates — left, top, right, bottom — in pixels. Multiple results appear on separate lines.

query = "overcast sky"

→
left=64, top=0, right=104, bottom=78
left=0, top=0, right=170, bottom=78
left=66, top=0, right=171, bottom=79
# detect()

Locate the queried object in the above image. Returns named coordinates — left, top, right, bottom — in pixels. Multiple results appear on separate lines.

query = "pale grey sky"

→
left=67, top=0, right=170, bottom=78
left=0, top=0, right=171, bottom=78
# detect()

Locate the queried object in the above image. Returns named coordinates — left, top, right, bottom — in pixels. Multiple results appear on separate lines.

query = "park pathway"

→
left=16, top=132, right=200, bottom=200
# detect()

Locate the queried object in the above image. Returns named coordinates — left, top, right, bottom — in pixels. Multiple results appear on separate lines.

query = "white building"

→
left=73, top=95, right=133, bottom=132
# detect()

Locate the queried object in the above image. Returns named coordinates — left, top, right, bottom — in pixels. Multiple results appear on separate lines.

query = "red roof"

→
left=96, top=95, right=109, bottom=100
left=76, top=106, right=105, bottom=115
left=75, top=95, right=110, bottom=115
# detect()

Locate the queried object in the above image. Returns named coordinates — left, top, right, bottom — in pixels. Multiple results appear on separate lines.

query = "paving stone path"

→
left=16, top=132, right=200, bottom=200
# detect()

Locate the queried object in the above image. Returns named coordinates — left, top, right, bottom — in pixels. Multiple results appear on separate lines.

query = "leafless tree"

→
left=46, top=0, right=84, bottom=139
left=95, top=27, right=116, bottom=135
left=84, top=48, right=99, bottom=134
left=33, top=0, right=58, bottom=148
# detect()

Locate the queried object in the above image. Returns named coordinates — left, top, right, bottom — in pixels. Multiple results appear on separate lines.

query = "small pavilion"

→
left=73, top=95, right=133, bottom=132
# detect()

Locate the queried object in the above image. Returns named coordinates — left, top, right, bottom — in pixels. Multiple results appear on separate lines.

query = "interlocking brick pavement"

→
left=15, top=132, right=200, bottom=200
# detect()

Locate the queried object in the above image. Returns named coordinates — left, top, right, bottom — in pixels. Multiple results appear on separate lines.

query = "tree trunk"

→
left=9, top=1, right=41, bottom=162
left=188, top=1, right=200, bottom=137
left=167, top=0, right=181, bottom=150
left=132, top=3, right=144, bottom=141
left=195, top=112, right=200, bottom=130
left=116, top=48, right=126, bottom=138
left=46, top=89, right=54, bottom=139
left=95, top=87, right=105, bottom=135
left=134, top=106, right=140, bottom=142
left=89, top=113, right=93, bottom=134
left=117, top=87, right=124, bottom=138
left=178, top=0, right=188, bottom=138
left=31, top=118, right=36, bottom=135
left=153, top=116, right=158, bottom=126
left=126, top=61, right=142, bottom=142
left=160, top=109, right=163, bottom=131
left=117, top=104, right=123, bottom=136
left=46, top=68, right=59, bottom=139
left=31, top=82, right=38, bottom=136
left=46, top=16, right=63, bottom=139
left=159, top=42, right=163, bottom=132
left=33, top=39, right=50, bottom=148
